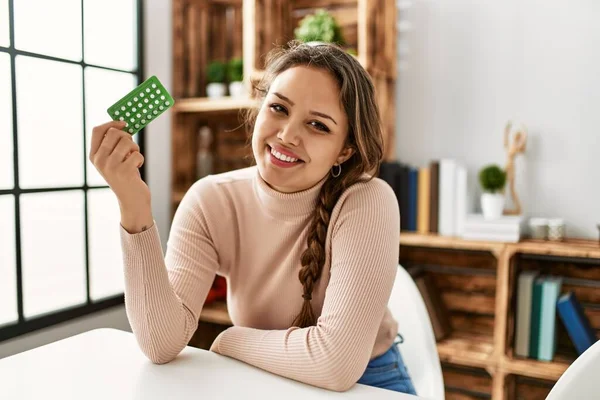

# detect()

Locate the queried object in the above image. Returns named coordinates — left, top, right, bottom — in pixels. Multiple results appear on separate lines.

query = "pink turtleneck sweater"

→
left=119, top=166, right=400, bottom=392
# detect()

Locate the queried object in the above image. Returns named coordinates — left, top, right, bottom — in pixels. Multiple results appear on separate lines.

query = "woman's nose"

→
left=276, top=124, right=301, bottom=146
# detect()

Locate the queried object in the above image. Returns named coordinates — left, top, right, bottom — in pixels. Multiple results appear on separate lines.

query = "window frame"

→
left=0, top=0, right=145, bottom=343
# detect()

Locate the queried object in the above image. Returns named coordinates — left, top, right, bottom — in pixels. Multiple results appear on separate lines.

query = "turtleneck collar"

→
left=253, top=167, right=328, bottom=221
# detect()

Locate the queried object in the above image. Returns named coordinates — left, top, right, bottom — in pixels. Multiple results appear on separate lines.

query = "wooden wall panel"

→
left=175, top=0, right=244, bottom=97
left=443, top=364, right=493, bottom=399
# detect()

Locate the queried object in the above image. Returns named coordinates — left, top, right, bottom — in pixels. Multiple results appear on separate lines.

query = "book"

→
left=529, top=277, right=545, bottom=359
left=438, top=159, right=456, bottom=236
left=399, top=165, right=410, bottom=231
left=461, top=231, right=521, bottom=243
left=463, top=214, right=525, bottom=234
left=417, top=166, right=431, bottom=234
left=378, top=161, right=403, bottom=227
left=515, top=270, right=539, bottom=357
left=408, top=167, right=418, bottom=231
left=557, top=292, right=598, bottom=356
left=461, top=214, right=524, bottom=242
left=429, top=161, right=439, bottom=233
left=454, top=164, right=467, bottom=236
left=538, top=276, right=563, bottom=361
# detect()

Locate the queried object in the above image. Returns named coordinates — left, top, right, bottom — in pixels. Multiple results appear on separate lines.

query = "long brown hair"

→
left=246, top=40, right=384, bottom=327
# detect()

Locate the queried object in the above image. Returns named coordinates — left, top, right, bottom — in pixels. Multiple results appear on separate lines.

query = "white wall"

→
left=0, top=0, right=172, bottom=359
left=396, top=0, right=600, bottom=239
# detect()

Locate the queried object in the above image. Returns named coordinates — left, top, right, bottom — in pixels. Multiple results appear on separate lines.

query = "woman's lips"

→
left=266, top=145, right=304, bottom=168
left=269, top=144, right=303, bottom=161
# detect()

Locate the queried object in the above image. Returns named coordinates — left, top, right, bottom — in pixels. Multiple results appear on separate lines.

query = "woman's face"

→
left=252, top=65, right=354, bottom=193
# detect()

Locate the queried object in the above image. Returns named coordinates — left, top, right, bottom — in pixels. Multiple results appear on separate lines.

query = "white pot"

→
left=228, top=81, right=246, bottom=98
left=206, top=83, right=227, bottom=98
left=481, top=192, right=505, bottom=220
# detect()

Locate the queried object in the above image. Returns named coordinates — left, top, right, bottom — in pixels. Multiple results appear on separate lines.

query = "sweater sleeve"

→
left=120, top=179, right=220, bottom=364
left=209, top=180, right=400, bottom=392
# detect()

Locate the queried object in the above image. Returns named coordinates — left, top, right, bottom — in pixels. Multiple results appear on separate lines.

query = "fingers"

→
left=94, top=127, right=134, bottom=167
left=90, top=120, right=127, bottom=160
left=123, top=151, right=144, bottom=170
left=111, top=137, right=141, bottom=165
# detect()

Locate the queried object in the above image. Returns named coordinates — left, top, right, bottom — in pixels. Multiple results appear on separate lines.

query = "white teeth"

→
left=270, top=146, right=298, bottom=163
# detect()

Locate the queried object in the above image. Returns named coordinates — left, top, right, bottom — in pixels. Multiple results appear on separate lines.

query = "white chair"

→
left=545, top=339, right=600, bottom=400
left=388, top=264, right=445, bottom=400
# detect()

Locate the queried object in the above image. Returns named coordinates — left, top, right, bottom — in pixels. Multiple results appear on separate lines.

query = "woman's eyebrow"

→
left=272, top=92, right=337, bottom=125
left=273, top=92, right=295, bottom=105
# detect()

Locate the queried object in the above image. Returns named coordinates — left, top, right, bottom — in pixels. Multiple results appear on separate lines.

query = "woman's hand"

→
left=89, top=120, right=153, bottom=233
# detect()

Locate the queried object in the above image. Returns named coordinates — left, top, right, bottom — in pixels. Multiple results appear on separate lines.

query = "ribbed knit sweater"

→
left=119, top=166, right=400, bottom=392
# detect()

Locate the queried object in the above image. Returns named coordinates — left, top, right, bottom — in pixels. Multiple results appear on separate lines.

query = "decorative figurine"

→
left=503, top=121, right=528, bottom=215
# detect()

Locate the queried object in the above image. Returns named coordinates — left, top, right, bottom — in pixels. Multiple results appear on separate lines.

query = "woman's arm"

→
left=210, top=180, right=400, bottom=392
left=120, top=178, right=221, bottom=364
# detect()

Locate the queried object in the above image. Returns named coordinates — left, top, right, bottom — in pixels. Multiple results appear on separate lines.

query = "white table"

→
left=0, top=328, right=425, bottom=399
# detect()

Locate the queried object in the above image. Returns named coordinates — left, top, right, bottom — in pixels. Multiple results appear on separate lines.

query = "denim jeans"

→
left=357, top=334, right=417, bottom=395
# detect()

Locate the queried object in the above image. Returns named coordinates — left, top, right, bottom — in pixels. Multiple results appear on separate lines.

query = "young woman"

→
left=90, top=40, right=416, bottom=395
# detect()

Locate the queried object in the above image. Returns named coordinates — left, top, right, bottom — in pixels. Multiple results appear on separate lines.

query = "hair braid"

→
left=293, top=177, right=343, bottom=327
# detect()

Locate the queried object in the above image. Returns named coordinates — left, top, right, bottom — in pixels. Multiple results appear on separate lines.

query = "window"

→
left=0, top=0, right=144, bottom=342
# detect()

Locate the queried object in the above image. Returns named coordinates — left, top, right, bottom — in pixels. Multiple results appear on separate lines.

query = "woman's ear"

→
left=336, top=146, right=355, bottom=165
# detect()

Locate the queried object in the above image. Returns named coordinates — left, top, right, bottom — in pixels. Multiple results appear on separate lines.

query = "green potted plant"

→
left=227, top=58, right=245, bottom=98
left=294, top=9, right=344, bottom=45
left=206, top=60, right=227, bottom=98
left=478, top=164, right=507, bottom=219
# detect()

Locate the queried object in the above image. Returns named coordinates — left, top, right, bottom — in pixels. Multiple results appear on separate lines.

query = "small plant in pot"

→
left=227, top=58, right=245, bottom=98
left=206, top=60, right=227, bottom=98
left=479, top=164, right=507, bottom=220
left=294, top=9, right=344, bottom=45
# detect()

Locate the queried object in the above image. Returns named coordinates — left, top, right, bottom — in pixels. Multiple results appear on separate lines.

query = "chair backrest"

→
left=388, top=264, right=445, bottom=400
left=545, top=339, right=600, bottom=400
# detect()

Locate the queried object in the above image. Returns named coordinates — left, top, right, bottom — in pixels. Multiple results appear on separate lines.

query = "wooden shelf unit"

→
left=399, top=232, right=600, bottom=400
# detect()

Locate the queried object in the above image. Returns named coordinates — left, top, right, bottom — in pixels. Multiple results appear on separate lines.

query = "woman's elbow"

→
left=322, top=378, right=357, bottom=392
left=135, top=336, right=182, bottom=365
left=318, top=360, right=366, bottom=392
left=146, top=351, right=177, bottom=365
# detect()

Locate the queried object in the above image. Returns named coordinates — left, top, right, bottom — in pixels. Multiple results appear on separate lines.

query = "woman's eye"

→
left=310, top=121, right=330, bottom=133
left=269, top=104, right=287, bottom=114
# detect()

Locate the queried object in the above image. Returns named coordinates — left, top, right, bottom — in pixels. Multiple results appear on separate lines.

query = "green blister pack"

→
left=106, top=75, right=174, bottom=135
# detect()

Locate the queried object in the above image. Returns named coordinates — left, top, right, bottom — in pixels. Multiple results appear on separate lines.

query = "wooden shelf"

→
left=510, top=238, right=600, bottom=259
left=437, top=333, right=496, bottom=369
left=199, top=301, right=232, bottom=326
left=172, top=96, right=258, bottom=113
left=502, top=355, right=571, bottom=381
left=400, top=232, right=600, bottom=259
left=400, top=232, right=505, bottom=255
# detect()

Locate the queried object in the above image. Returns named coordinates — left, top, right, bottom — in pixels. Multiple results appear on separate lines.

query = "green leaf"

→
left=478, top=164, right=507, bottom=193
left=294, top=9, right=344, bottom=45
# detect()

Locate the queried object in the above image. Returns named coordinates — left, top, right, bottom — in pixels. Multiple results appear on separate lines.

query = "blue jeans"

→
left=357, top=334, right=417, bottom=395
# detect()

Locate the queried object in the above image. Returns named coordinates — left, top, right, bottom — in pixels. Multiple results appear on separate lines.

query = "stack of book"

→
left=461, top=214, right=525, bottom=243
left=514, top=271, right=598, bottom=361
left=379, top=159, right=468, bottom=236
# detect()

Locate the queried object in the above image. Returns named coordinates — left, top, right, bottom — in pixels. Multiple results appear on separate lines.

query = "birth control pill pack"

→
left=106, top=75, right=174, bottom=135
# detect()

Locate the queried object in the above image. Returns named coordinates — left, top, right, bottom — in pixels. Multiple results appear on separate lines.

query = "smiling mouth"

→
left=267, top=145, right=305, bottom=164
